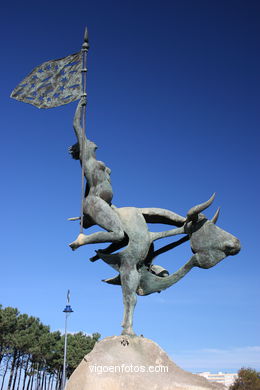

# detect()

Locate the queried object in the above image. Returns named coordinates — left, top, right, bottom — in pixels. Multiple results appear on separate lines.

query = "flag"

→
left=11, top=52, right=82, bottom=109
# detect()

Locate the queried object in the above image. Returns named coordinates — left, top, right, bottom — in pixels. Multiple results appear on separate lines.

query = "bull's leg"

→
left=120, top=264, right=140, bottom=336
left=90, top=236, right=128, bottom=262
left=150, top=226, right=185, bottom=242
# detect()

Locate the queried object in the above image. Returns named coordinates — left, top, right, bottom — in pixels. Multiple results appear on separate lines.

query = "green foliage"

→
left=66, top=331, right=100, bottom=376
left=0, top=304, right=100, bottom=390
left=0, top=306, right=20, bottom=352
left=230, top=368, right=260, bottom=390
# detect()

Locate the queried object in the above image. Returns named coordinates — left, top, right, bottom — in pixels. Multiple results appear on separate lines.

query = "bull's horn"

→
left=187, top=193, right=216, bottom=219
left=211, top=207, right=220, bottom=224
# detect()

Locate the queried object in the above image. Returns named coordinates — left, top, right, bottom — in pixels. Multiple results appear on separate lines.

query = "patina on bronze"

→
left=10, top=28, right=241, bottom=337
left=69, top=97, right=241, bottom=336
left=11, top=52, right=82, bottom=109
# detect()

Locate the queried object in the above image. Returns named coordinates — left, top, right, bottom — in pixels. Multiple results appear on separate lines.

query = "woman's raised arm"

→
left=73, top=96, right=87, bottom=149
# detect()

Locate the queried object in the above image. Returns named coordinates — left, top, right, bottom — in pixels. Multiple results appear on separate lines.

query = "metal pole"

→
left=80, top=27, right=89, bottom=233
left=62, top=313, right=68, bottom=390
left=61, top=291, right=73, bottom=390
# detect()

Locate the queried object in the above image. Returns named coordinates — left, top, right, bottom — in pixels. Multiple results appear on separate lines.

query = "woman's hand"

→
left=80, top=95, right=87, bottom=106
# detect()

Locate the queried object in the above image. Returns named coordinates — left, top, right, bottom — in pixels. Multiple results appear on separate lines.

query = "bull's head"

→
left=184, top=193, right=241, bottom=269
left=137, top=193, right=241, bottom=296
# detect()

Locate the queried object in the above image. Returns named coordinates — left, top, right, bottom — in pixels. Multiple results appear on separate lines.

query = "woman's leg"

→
left=69, top=196, right=124, bottom=250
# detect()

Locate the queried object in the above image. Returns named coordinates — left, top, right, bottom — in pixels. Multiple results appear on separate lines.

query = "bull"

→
left=89, top=194, right=240, bottom=334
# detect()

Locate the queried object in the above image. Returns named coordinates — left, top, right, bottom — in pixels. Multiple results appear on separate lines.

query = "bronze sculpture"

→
left=10, top=28, right=241, bottom=337
left=69, top=97, right=124, bottom=247
left=68, top=99, right=241, bottom=336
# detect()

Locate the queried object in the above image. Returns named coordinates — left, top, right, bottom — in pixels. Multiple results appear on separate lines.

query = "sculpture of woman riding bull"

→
left=69, top=98, right=240, bottom=336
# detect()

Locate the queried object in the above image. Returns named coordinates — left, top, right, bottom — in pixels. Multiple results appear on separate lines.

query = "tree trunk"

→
left=29, top=374, right=34, bottom=390
left=50, top=374, right=54, bottom=390
left=21, top=356, right=30, bottom=390
left=1, top=355, right=11, bottom=390
left=26, top=365, right=34, bottom=390
left=7, top=349, right=17, bottom=390
left=11, top=352, right=21, bottom=390
left=55, top=371, right=62, bottom=390
left=0, top=346, right=3, bottom=365
left=39, top=369, right=44, bottom=390
left=16, top=355, right=24, bottom=390
left=46, top=374, right=51, bottom=390
left=35, top=363, right=40, bottom=390
left=42, top=372, right=47, bottom=390
left=26, top=375, right=31, bottom=390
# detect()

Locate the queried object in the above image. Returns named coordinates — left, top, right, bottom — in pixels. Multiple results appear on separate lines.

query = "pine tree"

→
left=230, top=368, right=260, bottom=390
left=0, top=304, right=100, bottom=390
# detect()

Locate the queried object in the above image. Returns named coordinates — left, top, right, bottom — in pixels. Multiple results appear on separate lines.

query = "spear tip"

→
left=84, top=26, right=89, bottom=42
left=82, top=26, right=89, bottom=49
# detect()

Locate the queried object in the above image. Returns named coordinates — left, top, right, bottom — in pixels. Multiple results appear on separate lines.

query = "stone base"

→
left=66, top=336, right=225, bottom=390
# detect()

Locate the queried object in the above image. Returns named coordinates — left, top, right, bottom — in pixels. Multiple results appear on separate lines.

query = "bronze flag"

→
left=11, top=52, right=82, bottom=109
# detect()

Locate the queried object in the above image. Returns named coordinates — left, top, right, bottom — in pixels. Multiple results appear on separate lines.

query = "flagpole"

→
left=80, top=27, right=89, bottom=233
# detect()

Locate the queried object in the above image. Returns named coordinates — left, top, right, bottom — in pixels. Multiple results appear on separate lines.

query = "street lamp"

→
left=61, top=290, right=73, bottom=390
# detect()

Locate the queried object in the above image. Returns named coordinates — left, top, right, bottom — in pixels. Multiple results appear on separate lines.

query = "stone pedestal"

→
left=66, top=336, right=225, bottom=390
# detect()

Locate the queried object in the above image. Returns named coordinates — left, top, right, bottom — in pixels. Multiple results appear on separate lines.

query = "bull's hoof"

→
left=89, top=254, right=99, bottom=262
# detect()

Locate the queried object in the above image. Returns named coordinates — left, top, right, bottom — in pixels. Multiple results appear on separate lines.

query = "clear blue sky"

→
left=1, top=0, right=259, bottom=373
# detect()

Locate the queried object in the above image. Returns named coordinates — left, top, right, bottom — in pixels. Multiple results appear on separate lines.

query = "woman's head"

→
left=69, top=140, right=98, bottom=160
left=68, top=142, right=80, bottom=160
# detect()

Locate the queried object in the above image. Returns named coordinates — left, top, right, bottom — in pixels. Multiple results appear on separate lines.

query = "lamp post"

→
left=61, top=290, right=73, bottom=390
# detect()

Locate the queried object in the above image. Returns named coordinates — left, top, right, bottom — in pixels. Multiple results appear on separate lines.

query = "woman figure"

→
left=69, top=97, right=124, bottom=250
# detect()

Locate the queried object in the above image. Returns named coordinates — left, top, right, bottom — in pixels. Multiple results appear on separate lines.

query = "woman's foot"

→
left=69, top=233, right=87, bottom=250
